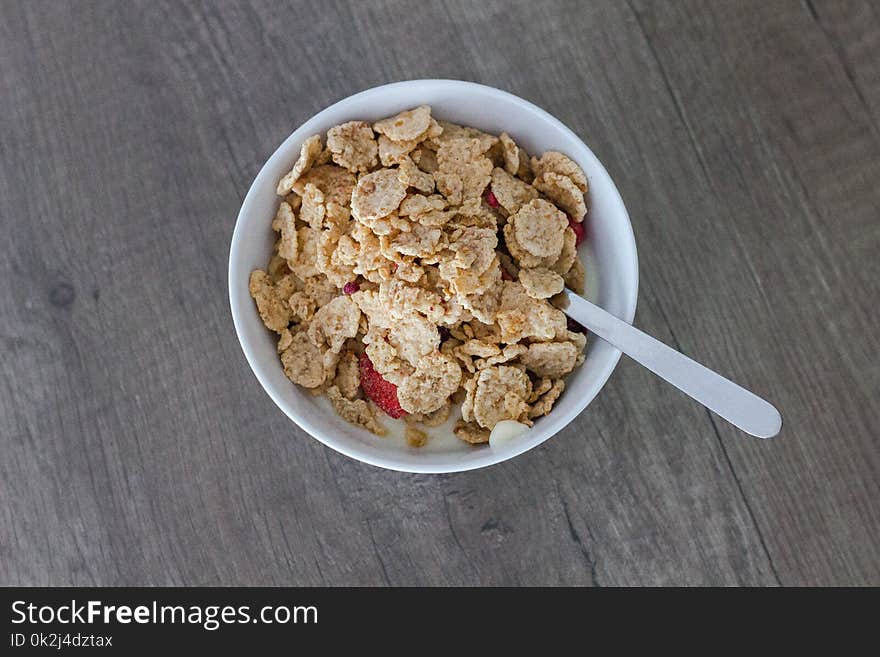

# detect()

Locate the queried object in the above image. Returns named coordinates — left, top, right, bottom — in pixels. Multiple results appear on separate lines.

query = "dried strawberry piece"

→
left=343, top=281, right=359, bottom=295
left=484, top=187, right=499, bottom=208
left=568, top=214, right=587, bottom=247
left=359, top=353, right=407, bottom=418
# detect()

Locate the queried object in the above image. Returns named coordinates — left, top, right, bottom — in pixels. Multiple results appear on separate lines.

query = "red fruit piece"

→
left=343, top=281, right=359, bottom=295
left=484, top=188, right=499, bottom=208
left=359, top=353, right=407, bottom=419
left=568, top=214, right=587, bottom=247
left=500, top=268, right=513, bottom=281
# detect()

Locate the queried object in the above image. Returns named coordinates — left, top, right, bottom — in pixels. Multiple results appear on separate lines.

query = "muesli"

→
left=250, top=106, right=589, bottom=446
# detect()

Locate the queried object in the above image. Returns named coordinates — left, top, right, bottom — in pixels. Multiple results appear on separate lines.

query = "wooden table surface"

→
left=1, top=0, right=878, bottom=587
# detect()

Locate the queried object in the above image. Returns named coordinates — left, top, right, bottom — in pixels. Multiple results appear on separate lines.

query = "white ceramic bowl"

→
left=229, top=79, right=638, bottom=473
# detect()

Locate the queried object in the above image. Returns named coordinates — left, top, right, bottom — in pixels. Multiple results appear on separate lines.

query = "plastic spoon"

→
left=564, top=289, right=782, bottom=438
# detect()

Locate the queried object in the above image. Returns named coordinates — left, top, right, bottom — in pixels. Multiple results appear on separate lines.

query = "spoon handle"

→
left=564, top=290, right=782, bottom=438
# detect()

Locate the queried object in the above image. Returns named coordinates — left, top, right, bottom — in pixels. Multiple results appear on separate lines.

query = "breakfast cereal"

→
left=531, top=151, right=589, bottom=194
left=326, top=121, right=378, bottom=173
left=250, top=105, right=589, bottom=446
left=373, top=105, right=432, bottom=142
left=519, top=266, right=565, bottom=300
left=533, top=171, right=587, bottom=220
left=276, top=134, right=322, bottom=196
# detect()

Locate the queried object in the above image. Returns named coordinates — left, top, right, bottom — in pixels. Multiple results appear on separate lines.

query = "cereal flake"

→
left=495, top=282, right=567, bottom=343
left=490, top=167, right=539, bottom=215
left=528, top=379, right=565, bottom=418
left=472, top=365, right=532, bottom=429
left=454, top=421, right=490, bottom=444
left=276, top=135, right=322, bottom=196
left=531, top=151, right=588, bottom=193
left=519, top=267, right=565, bottom=299
left=249, top=270, right=295, bottom=333
left=397, top=354, right=462, bottom=415
left=327, top=385, right=386, bottom=435
left=272, top=201, right=298, bottom=265
left=280, top=329, right=325, bottom=388
left=397, top=156, right=435, bottom=194
left=511, top=199, right=568, bottom=258
left=351, top=169, right=408, bottom=224
left=519, top=341, right=579, bottom=378
left=308, top=295, right=361, bottom=354
left=292, top=165, right=356, bottom=207
left=373, top=105, right=432, bottom=142
left=533, top=172, right=587, bottom=221
left=326, top=120, right=378, bottom=173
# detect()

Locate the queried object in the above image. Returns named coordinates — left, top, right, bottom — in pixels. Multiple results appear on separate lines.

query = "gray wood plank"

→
left=805, top=0, right=880, bottom=132
left=0, top=0, right=876, bottom=586
left=626, top=0, right=880, bottom=585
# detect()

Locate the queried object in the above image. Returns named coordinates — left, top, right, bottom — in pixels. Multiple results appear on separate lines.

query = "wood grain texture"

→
left=0, top=0, right=876, bottom=586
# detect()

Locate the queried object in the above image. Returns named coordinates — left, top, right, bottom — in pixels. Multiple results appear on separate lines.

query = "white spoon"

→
left=564, top=289, right=782, bottom=438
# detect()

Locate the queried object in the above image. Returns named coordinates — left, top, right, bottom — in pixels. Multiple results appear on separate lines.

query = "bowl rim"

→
left=228, top=79, right=639, bottom=473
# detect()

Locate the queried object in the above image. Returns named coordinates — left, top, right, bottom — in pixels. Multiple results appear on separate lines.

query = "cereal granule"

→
left=250, top=106, right=592, bottom=446
left=405, top=425, right=428, bottom=448
left=453, top=421, right=490, bottom=444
